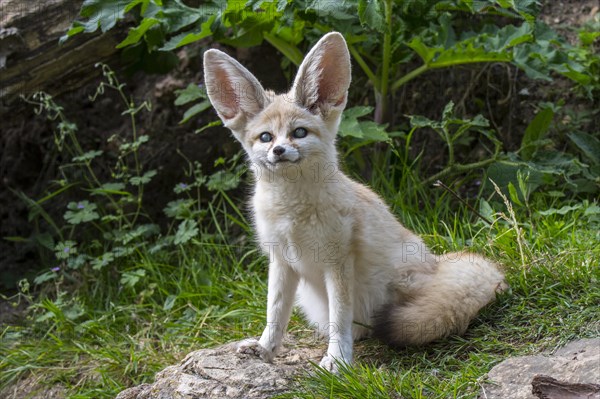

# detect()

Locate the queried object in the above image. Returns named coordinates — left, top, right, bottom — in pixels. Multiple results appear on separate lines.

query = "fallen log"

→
left=532, top=374, right=600, bottom=399
left=0, top=0, right=124, bottom=113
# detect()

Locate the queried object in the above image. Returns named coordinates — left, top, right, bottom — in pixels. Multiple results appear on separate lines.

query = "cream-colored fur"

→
left=203, top=32, right=507, bottom=372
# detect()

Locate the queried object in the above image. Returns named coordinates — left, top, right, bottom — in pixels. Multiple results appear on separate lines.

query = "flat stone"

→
left=480, top=338, right=600, bottom=399
left=115, top=338, right=322, bottom=399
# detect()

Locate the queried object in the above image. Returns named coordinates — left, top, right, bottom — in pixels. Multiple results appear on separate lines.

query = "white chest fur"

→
left=252, top=175, right=354, bottom=277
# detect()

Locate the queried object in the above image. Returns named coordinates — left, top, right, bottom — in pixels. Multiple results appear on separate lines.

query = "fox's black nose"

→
left=273, top=146, right=286, bottom=156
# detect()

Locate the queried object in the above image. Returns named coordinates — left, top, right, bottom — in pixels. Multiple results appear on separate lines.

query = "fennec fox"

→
left=203, top=32, right=507, bottom=372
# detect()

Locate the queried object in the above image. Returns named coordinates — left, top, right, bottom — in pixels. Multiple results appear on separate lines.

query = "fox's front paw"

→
left=319, top=355, right=339, bottom=373
left=236, top=338, right=274, bottom=362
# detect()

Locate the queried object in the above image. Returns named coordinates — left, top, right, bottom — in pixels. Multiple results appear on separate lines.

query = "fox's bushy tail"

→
left=375, top=253, right=507, bottom=346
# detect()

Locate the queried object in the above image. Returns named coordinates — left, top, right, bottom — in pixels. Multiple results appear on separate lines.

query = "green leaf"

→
left=179, top=101, right=212, bottom=124
left=195, top=120, right=222, bottom=134
left=90, top=182, right=131, bottom=196
left=91, top=252, right=114, bottom=270
left=520, top=107, right=554, bottom=160
left=34, top=270, right=59, bottom=285
left=67, top=254, right=88, bottom=270
left=343, top=106, right=373, bottom=119
left=160, top=15, right=215, bottom=51
left=507, top=181, right=523, bottom=206
left=64, top=201, right=100, bottom=225
left=206, top=170, right=241, bottom=191
left=120, top=269, right=146, bottom=288
left=35, top=232, right=55, bottom=251
left=79, top=0, right=131, bottom=33
left=584, top=204, right=600, bottom=216
left=72, top=150, right=103, bottom=162
left=174, top=84, right=206, bottom=106
left=537, top=205, right=583, bottom=216
left=174, top=219, right=198, bottom=245
left=157, top=0, right=214, bottom=32
left=579, top=31, right=600, bottom=46
left=117, top=224, right=160, bottom=244
left=408, top=114, right=439, bottom=129
left=338, top=107, right=390, bottom=142
left=163, top=295, right=177, bottom=311
left=164, top=199, right=196, bottom=219
left=568, top=131, right=600, bottom=165
left=408, top=23, right=533, bottom=70
left=358, top=0, right=385, bottom=32
left=479, top=198, right=494, bottom=222
left=117, top=17, right=160, bottom=48
left=55, top=240, right=77, bottom=260
left=263, top=32, right=304, bottom=66
left=129, top=169, right=157, bottom=186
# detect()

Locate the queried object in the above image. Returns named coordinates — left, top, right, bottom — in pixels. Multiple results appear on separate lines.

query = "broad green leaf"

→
left=358, top=0, right=385, bottom=32
left=407, top=37, right=436, bottom=64
left=580, top=31, right=600, bottom=46
left=584, top=204, right=600, bottom=216
left=174, top=84, right=206, bottom=106
left=158, top=0, right=216, bottom=32
left=338, top=107, right=390, bottom=141
left=161, top=15, right=216, bottom=51
left=520, top=107, right=554, bottom=160
left=79, top=0, right=131, bottom=33
left=343, top=106, right=374, bottom=119
left=568, top=131, right=600, bottom=165
left=263, top=32, right=304, bottom=66
left=117, top=18, right=160, bottom=48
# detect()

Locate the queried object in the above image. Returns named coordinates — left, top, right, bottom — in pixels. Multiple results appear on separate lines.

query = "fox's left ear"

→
left=292, top=32, right=351, bottom=118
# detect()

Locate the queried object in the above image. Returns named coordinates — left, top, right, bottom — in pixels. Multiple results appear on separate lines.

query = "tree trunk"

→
left=0, top=0, right=124, bottom=113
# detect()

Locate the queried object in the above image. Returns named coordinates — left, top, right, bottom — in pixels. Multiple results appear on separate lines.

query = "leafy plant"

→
left=407, top=100, right=501, bottom=184
left=15, top=64, right=247, bottom=288
left=486, top=101, right=600, bottom=201
left=63, top=0, right=594, bottom=125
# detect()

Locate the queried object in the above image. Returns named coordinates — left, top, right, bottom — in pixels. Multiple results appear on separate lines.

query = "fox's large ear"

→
left=292, top=32, right=351, bottom=116
left=203, top=49, right=268, bottom=129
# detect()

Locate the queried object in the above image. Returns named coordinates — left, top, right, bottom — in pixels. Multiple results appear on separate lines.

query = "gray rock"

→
left=480, top=338, right=600, bottom=399
left=115, top=338, right=323, bottom=399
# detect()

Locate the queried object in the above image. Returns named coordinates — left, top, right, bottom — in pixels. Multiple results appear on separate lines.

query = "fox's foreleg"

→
left=237, top=258, right=299, bottom=361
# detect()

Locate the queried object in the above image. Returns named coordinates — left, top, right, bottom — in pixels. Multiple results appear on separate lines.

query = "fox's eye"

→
left=259, top=132, right=273, bottom=143
left=292, top=127, right=308, bottom=139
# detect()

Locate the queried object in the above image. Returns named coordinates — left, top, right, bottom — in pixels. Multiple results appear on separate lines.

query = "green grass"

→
left=1, top=163, right=599, bottom=398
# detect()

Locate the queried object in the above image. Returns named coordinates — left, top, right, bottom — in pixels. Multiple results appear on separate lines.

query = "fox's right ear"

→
left=203, top=49, right=268, bottom=130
